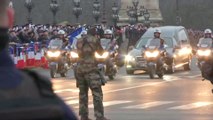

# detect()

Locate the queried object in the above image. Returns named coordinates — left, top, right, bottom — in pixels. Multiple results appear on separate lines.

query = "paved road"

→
left=36, top=58, right=213, bottom=120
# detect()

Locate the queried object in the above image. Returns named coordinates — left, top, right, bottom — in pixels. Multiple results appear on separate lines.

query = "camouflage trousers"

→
left=76, top=72, right=104, bottom=119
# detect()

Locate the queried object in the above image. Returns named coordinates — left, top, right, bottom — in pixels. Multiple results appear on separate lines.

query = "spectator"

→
left=0, top=1, right=78, bottom=119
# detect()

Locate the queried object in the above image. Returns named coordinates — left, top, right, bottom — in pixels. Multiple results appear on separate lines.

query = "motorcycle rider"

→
left=57, top=29, right=70, bottom=49
left=153, top=28, right=166, bottom=50
left=104, top=29, right=118, bottom=51
left=104, top=29, right=118, bottom=77
left=198, top=29, right=213, bottom=45
left=151, top=28, right=166, bottom=75
left=197, top=29, right=213, bottom=92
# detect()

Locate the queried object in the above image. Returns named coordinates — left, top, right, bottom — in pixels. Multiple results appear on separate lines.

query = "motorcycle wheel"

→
left=167, top=61, right=175, bottom=74
left=108, top=75, right=114, bottom=80
left=184, top=58, right=191, bottom=71
left=157, top=71, right=164, bottom=79
left=60, top=72, right=67, bottom=77
left=50, top=69, right=57, bottom=78
left=149, top=66, right=155, bottom=79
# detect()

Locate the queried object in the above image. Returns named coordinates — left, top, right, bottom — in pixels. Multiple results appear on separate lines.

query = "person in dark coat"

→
left=0, top=1, right=78, bottom=119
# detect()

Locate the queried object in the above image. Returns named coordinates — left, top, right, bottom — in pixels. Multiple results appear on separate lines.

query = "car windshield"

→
left=49, top=39, right=63, bottom=49
left=199, top=38, right=212, bottom=48
left=147, top=39, right=161, bottom=47
left=136, top=37, right=173, bottom=49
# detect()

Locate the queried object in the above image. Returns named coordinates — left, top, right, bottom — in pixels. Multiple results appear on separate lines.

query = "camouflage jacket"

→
left=76, top=35, right=103, bottom=74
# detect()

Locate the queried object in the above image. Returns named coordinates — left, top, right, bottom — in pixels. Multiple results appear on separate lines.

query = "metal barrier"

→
left=9, top=42, right=49, bottom=69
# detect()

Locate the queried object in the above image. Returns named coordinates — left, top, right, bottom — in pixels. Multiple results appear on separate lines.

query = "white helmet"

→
left=104, top=29, right=113, bottom=35
left=82, top=30, right=87, bottom=35
left=154, top=28, right=161, bottom=34
left=204, top=29, right=212, bottom=34
left=58, top=30, right=65, bottom=35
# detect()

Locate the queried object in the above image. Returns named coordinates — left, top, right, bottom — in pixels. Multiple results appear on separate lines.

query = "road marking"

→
left=63, top=81, right=173, bottom=100
left=169, top=102, right=213, bottom=110
left=66, top=100, right=79, bottom=105
left=123, top=101, right=174, bottom=109
left=52, top=80, right=66, bottom=83
left=163, top=76, right=179, bottom=81
left=88, top=101, right=132, bottom=108
left=187, top=74, right=201, bottom=79
left=54, top=89, right=79, bottom=93
left=64, top=97, right=79, bottom=101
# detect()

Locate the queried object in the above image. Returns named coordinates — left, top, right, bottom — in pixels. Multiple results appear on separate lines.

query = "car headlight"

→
left=70, top=51, right=79, bottom=58
left=197, top=49, right=211, bottom=56
left=178, top=47, right=191, bottom=55
left=47, top=51, right=61, bottom=57
left=125, top=55, right=135, bottom=62
left=95, top=52, right=109, bottom=59
left=145, top=51, right=159, bottom=58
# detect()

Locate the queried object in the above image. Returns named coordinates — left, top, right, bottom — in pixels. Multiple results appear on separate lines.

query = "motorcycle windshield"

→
left=147, top=38, right=161, bottom=49
left=100, top=38, right=111, bottom=50
left=199, top=38, right=212, bottom=48
left=49, top=39, right=63, bottom=50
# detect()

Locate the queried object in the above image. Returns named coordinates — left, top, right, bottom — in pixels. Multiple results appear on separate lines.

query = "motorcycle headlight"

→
left=70, top=51, right=79, bottom=58
left=178, top=47, right=191, bottom=56
left=95, top=52, right=109, bottom=59
left=197, top=49, right=211, bottom=56
left=125, top=55, right=135, bottom=62
left=47, top=51, right=61, bottom=57
left=145, top=51, right=159, bottom=58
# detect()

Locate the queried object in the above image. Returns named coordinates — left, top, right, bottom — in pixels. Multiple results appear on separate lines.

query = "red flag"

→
left=7, top=7, right=14, bottom=28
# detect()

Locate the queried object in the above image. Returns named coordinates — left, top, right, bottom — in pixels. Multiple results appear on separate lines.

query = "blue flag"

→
left=69, top=27, right=84, bottom=45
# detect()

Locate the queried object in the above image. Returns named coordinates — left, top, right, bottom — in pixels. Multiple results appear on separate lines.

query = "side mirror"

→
left=142, top=45, right=146, bottom=49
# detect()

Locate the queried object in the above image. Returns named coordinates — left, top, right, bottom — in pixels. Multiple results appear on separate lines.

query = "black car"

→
left=125, top=26, right=192, bottom=75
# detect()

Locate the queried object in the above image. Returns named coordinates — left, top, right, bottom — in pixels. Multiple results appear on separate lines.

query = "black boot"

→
left=96, top=117, right=110, bottom=120
left=81, top=116, right=92, bottom=120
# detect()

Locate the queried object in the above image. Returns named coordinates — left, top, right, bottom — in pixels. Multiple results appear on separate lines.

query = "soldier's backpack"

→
left=0, top=69, right=65, bottom=120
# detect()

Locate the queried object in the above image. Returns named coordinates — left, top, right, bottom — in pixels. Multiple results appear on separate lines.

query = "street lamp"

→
left=50, top=0, right=59, bottom=25
left=73, top=0, right=82, bottom=23
left=126, top=0, right=146, bottom=24
left=101, top=0, right=107, bottom=26
left=176, top=0, right=181, bottom=25
left=93, top=0, right=101, bottom=23
left=24, top=0, right=34, bottom=23
left=132, top=0, right=139, bottom=8
left=176, top=16, right=181, bottom=25
left=112, top=2, right=119, bottom=26
left=144, top=9, right=150, bottom=27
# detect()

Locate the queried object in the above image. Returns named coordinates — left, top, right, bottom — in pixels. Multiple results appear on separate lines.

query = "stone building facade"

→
left=12, top=0, right=163, bottom=26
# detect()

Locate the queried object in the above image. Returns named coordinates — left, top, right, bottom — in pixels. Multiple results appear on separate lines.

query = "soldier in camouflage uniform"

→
left=75, top=27, right=110, bottom=120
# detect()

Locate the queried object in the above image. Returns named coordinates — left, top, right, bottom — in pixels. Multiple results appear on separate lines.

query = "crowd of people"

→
left=187, top=29, right=204, bottom=48
left=9, top=24, right=83, bottom=44
left=8, top=23, right=148, bottom=46
left=125, top=24, right=148, bottom=47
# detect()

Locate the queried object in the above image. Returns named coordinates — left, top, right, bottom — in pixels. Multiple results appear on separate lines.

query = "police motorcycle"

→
left=143, top=38, right=166, bottom=79
left=99, top=38, right=118, bottom=80
left=196, top=38, right=213, bottom=78
left=46, top=39, right=69, bottom=78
